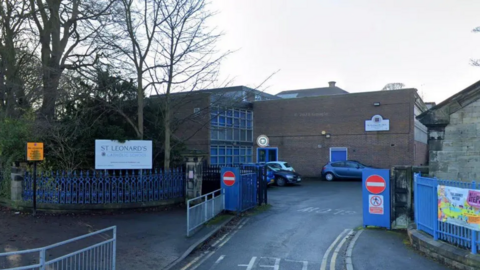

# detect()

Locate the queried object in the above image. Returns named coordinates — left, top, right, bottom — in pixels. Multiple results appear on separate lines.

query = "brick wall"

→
left=254, top=89, right=417, bottom=177
left=171, top=92, right=211, bottom=154
left=429, top=98, right=480, bottom=181
left=414, top=141, right=428, bottom=166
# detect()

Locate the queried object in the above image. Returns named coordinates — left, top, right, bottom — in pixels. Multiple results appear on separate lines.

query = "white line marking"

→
left=298, top=207, right=319, bottom=212
left=239, top=257, right=257, bottom=270
left=345, top=230, right=363, bottom=270
left=259, top=257, right=280, bottom=270
left=320, top=229, right=349, bottom=270
left=223, top=177, right=235, bottom=180
left=284, top=259, right=308, bottom=270
left=330, top=230, right=354, bottom=270
left=207, top=255, right=225, bottom=270
left=366, top=182, right=385, bottom=187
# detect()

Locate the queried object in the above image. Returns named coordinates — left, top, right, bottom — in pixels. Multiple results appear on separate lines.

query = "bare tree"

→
left=0, top=0, right=32, bottom=117
left=382, top=83, right=405, bottom=90
left=101, top=0, right=177, bottom=139
left=150, top=0, right=229, bottom=169
left=28, top=0, right=115, bottom=120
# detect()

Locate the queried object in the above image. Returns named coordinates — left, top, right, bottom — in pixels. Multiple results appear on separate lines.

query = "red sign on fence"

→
left=223, top=171, right=236, bottom=186
left=365, top=175, right=386, bottom=194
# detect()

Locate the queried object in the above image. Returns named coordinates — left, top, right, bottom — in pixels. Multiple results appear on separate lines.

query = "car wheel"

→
left=325, top=173, right=335, bottom=181
left=276, top=177, right=286, bottom=187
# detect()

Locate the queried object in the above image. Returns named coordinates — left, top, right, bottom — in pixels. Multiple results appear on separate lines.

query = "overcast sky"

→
left=208, top=0, right=480, bottom=103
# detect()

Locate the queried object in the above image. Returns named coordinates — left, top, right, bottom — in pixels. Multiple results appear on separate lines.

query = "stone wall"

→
left=429, top=98, right=480, bottom=181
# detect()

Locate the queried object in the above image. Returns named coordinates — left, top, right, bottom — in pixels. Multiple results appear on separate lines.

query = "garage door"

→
left=330, top=147, right=347, bottom=162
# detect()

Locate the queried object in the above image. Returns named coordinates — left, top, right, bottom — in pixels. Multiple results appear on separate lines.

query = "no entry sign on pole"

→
left=365, top=175, right=386, bottom=194
left=223, top=171, right=236, bottom=186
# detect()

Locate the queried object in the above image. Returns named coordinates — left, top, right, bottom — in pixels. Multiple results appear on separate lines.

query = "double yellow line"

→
left=320, top=229, right=354, bottom=270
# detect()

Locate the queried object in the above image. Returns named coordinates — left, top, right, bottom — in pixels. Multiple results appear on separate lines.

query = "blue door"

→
left=257, top=148, right=278, bottom=163
left=330, top=148, right=347, bottom=162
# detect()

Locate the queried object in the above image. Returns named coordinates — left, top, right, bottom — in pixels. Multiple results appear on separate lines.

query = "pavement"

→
left=175, top=179, right=451, bottom=270
left=0, top=204, right=230, bottom=270
left=351, top=229, right=448, bottom=270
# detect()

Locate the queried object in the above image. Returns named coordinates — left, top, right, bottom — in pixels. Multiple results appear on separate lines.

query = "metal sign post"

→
left=27, top=142, right=44, bottom=216
left=33, top=161, right=37, bottom=216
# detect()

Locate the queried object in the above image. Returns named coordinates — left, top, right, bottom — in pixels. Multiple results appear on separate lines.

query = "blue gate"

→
left=240, top=173, right=257, bottom=212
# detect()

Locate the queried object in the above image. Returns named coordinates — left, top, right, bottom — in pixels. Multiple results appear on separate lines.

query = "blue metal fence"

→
left=23, top=169, right=185, bottom=204
left=414, top=174, right=480, bottom=254
left=240, top=173, right=257, bottom=212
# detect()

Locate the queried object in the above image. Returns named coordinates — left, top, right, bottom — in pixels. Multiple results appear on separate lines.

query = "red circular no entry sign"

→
left=365, top=175, right=386, bottom=194
left=223, top=171, right=236, bottom=186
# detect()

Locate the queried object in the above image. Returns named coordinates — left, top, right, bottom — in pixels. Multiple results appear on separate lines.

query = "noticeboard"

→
left=26, top=142, right=44, bottom=161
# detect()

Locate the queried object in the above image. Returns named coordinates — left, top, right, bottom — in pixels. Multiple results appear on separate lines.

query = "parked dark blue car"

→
left=321, top=160, right=375, bottom=181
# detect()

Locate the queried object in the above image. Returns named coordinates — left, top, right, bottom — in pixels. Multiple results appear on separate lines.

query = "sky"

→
left=208, top=0, right=480, bottom=104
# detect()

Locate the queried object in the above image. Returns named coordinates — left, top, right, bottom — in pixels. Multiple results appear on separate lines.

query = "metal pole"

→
left=204, top=194, right=208, bottom=222
left=33, top=161, right=37, bottom=216
left=264, top=165, right=268, bottom=204
left=472, top=181, right=477, bottom=254
left=39, top=249, right=46, bottom=270
left=112, top=226, right=117, bottom=270
left=187, top=200, right=190, bottom=236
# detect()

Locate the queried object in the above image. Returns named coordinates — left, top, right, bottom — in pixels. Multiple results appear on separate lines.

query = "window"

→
left=331, top=162, right=345, bottom=167
left=210, top=107, right=254, bottom=143
left=345, top=161, right=359, bottom=168
left=209, top=145, right=253, bottom=166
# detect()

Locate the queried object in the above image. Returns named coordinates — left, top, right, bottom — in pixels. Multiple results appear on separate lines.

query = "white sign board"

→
left=369, top=195, right=384, bottom=215
left=365, top=115, right=390, bottom=131
left=95, top=140, right=152, bottom=169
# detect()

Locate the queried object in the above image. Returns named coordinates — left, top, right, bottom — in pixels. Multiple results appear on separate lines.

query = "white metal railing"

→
left=0, top=226, right=116, bottom=270
left=187, top=189, right=224, bottom=236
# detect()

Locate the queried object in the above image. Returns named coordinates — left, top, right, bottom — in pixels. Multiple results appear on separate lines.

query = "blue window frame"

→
left=210, top=107, right=253, bottom=144
left=210, top=145, right=253, bottom=166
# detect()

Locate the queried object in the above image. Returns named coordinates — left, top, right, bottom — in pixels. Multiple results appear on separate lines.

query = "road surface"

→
left=175, top=180, right=447, bottom=270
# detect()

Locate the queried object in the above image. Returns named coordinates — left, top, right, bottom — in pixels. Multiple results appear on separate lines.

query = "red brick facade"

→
left=253, top=89, right=423, bottom=177
left=171, top=92, right=211, bottom=154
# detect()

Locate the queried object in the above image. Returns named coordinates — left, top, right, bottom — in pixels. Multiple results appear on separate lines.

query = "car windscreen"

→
left=283, top=163, right=292, bottom=168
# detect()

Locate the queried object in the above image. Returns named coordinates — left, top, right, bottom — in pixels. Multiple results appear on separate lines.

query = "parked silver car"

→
left=321, top=160, right=375, bottom=181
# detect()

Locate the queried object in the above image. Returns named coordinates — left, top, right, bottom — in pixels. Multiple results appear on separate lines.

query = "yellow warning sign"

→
left=26, top=142, right=44, bottom=161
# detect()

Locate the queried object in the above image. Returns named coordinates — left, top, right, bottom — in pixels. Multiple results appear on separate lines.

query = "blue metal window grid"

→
left=210, top=145, right=253, bottom=166
left=414, top=174, right=479, bottom=254
left=210, top=108, right=253, bottom=143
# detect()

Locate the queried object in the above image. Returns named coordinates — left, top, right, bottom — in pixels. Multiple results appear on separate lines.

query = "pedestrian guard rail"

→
left=414, top=174, right=480, bottom=254
left=187, top=189, right=224, bottom=236
left=0, top=226, right=116, bottom=270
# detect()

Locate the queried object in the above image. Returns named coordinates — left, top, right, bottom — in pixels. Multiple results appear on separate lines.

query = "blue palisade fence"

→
left=23, top=169, right=185, bottom=204
left=414, top=174, right=480, bottom=254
